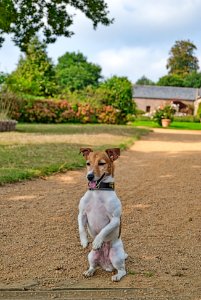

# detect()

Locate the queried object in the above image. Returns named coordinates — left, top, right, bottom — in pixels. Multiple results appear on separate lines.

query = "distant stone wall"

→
left=0, top=120, right=17, bottom=132
left=134, top=98, right=194, bottom=113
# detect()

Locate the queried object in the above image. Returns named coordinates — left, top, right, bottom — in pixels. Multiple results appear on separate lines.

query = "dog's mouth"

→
left=88, top=181, right=97, bottom=189
left=87, top=172, right=106, bottom=189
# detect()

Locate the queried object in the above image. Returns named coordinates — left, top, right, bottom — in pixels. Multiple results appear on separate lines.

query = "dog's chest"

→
left=84, top=193, right=112, bottom=232
left=86, top=195, right=108, bottom=216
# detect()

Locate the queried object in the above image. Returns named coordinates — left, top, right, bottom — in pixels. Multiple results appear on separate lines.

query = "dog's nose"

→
left=87, top=173, right=95, bottom=181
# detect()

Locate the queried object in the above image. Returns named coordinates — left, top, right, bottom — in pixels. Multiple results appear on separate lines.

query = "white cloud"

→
left=96, top=47, right=167, bottom=82
left=0, top=36, right=20, bottom=73
left=0, top=0, right=201, bottom=81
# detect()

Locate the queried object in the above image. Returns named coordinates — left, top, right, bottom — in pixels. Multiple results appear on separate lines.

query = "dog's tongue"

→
left=88, top=181, right=97, bottom=189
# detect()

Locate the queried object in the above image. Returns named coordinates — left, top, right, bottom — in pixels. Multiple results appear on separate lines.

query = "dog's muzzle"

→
left=87, top=172, right=95, bottom=182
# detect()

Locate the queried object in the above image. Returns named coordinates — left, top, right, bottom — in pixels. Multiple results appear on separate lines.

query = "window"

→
left=146, top=106, right=151, bottom=112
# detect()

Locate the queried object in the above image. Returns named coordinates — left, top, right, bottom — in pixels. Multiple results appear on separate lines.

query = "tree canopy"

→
left=157, top=74, right=184, bottom=87
left=7, top=37, right=56, bottom=96
left=0, top=71, right=8, bottom=84
left=183, top=71, right=201, bottom=88
left=99, top=76, right=136, bottom=115
left=135, top=75, right=155, bottom=85
left=166, top=40, right=199, bottom=77
left=55, top=51, right=102, bottom=91
left=0, top=0, right=113, bottom=51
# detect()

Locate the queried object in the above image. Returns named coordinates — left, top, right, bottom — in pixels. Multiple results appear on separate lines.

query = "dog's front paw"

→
left=80, top=238, right=88, bottom=248
left=92, top=237, right=103, bottom=250
left=83, top=268, right=95, bottom=277
left=112, top=270, right=126, bottom=282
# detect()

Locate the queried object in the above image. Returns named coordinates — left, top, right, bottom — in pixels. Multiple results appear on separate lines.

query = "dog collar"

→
left=88, top=181, right=115, bottom=191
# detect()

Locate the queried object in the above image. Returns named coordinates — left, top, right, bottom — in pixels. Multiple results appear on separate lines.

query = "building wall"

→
left=194, top=98, right=201, bottom=116
left=134, top=98, right=194, bottom=113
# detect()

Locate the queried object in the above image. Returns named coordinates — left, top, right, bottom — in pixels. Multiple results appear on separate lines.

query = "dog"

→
left=78, top=147, right=127, bottom=282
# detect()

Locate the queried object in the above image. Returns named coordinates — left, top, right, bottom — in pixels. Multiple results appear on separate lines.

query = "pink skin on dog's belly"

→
left=85, top=198, right=114, bottom=270
left=93, top=242, right=113, bottom=270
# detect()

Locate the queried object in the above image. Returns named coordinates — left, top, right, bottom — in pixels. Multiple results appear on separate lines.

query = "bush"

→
left=12, top=99, right=128, bottom=124
left=100, top=76, right=136, bottom=115
left=76, top=104, right=97, bottom=123
left=6, top=37, right=57, bottom=97
left=13, top=100, right=77, bottom=123
left=97, top=106, right=122, bottom=124
left=174, top=115, right=200, bottom=123
left=197, top=103, right=201, bottom=119
left=0, top=90, right=20, bottom=120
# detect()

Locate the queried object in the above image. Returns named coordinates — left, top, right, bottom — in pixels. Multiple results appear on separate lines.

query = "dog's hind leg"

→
left=83, top=250, right=98, bottom=277
left=109, top=239, right=126, bottom=282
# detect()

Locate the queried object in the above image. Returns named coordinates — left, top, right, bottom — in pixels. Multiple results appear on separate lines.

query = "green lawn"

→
left=133, top=120, right=201, bottom=130
left=0, top=123, right=149, bottom=185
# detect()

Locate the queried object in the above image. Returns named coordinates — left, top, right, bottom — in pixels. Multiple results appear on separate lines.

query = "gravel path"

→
left=1, top=128, right=201, bottom=299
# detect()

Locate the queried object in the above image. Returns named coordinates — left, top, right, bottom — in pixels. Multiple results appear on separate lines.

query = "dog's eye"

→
left=86, top=162, right=90, bottom=166
left=98, top=162, right=106, bottom=166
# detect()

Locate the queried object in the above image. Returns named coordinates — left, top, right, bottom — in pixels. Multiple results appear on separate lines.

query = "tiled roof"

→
left=133, top=85, right=198, bottom=101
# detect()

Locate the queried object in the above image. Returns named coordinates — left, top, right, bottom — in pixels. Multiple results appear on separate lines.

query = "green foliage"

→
left=99, top=76, right=136, bottom=115
left=153, top=105, right=176, bottom=126
left=183, top=71, right=201, bottom=88
left=12, top=99, right=125, bottom=124
left=0, top=89, right=19, bottom=120
left=157, top=74, right=184, bottom=87
left=167, top=40, right=199, bottom=77
left=0, top=0, right=113, bottom=51
left=58, top=76, right=136, bottom=122
left=197, top=103, right=201, bottom=119
left=55, top=51, right=102, bottom=91
left=174, top=115, right=200, bottom=123
left=97, top=105, right=122, bottom=124
left=135, top=75, right=155, bottom=85
left=6, top=37, right=57, bottom=96
left=157, top=72, right=201, bottom=88
left=0, top=71, right=8, bottom=84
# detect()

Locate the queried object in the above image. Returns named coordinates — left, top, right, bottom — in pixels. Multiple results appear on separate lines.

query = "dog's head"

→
left=80, top=148, right=120, bottom=181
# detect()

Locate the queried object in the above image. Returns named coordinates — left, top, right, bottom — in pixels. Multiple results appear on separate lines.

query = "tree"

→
left=0, top=71, right=8, bottom=84
left=135, top=75, right=155, bottom=85
left=166, top=40, right=199, bottom=77
left=183, top=71, right=201, bottom=88
left=100, top=76, right=136, bottom=115
left=7, top=36, right=56, bottom=96
left=157, top=74, right=184, bottom=87
left=0, top=0, right=113, bottom=51
left=55, top=51, right=102, bottom=92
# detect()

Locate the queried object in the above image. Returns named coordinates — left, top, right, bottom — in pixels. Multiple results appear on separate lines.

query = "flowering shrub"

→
left=76, top=104, right=97, bottom=123
left=12, top=99, right=128, bottom=124
left=97, top=106, right=123, bottom=124
left=153, top=104, right=176, bottom=126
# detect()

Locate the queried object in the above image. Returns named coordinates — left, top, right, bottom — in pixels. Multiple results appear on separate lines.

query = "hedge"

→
left=12, top=99, right=125, bottom=124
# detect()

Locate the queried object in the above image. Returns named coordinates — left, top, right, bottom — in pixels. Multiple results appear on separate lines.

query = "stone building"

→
left=133, top=85, right=201, bottom=115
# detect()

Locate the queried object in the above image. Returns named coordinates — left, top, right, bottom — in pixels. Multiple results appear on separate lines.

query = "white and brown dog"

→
left=78, top=148, right=127, bottom=282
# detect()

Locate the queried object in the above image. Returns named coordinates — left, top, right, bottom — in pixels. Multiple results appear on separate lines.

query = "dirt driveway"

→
left=1, top=129, right=201, bottom=299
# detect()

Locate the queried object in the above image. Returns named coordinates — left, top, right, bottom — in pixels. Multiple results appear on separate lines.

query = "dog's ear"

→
left=79, top=148, right=93, bottom=159
left=105, top=148, right=120, bottom=162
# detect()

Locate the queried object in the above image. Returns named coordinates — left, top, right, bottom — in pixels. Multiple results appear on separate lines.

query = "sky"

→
left=0, top=0, right=201, bottom=83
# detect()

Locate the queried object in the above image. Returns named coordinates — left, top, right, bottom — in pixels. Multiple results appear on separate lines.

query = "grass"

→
left=128, top=270, right=155, bottom=277
left=0, top=123, right=149, bottom=185
left=133, top=120, right=201, bottom=130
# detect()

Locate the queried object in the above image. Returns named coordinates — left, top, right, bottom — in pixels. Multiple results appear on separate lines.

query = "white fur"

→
left=78, top=175, right=127, bottom=281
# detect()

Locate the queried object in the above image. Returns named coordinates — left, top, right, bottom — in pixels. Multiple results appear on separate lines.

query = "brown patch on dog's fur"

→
left=80, top=148, right=120, bottom=177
